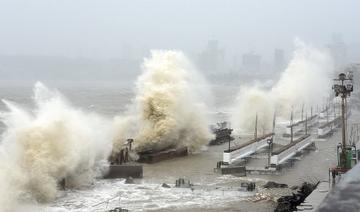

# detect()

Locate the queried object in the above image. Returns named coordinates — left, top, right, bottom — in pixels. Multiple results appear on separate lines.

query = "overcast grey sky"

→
left=0, top=0, right=359, bottom=61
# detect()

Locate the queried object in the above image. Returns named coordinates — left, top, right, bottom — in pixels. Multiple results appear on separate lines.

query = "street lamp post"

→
left=333, top=72, right=353, bottom=169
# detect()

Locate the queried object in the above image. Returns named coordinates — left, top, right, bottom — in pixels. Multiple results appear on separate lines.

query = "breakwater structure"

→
left=105, top=139, right=143, bottom=179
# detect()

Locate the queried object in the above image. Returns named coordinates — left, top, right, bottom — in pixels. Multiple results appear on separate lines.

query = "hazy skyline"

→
left=1, top=0, right=360, bottom=62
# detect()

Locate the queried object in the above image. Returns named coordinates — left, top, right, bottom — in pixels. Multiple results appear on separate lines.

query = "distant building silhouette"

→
left=273, top=48, right=285, bottom=72
left=198, top=40, right=225, bottom=74
left=327, top=34, right=347, bottom=69
left=242, top=53, right=261, bottom=73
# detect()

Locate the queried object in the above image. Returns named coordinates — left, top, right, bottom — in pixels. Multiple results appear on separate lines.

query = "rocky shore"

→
left=274, top=181, right=319, bottom=212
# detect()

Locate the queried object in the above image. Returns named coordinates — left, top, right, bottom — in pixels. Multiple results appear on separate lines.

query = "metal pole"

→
left=341, top=85, right=346, bottom=147
left=301, top=104, right=304, bottom=122
left=332, top=71, right=354, bottom=169
left=228, top=134, right=231, bottom=152
left=268, top=112, right=276, bottom=167
left=345, top=98, right=348, bottom=142
left=305, top=112, right=308, bottom=135
left=273, top=112, right=276, bottom=133
left=326, top=104, right=329, bottom=123
left=255, top=113, right=258, bottom=141
left=340, top=77, right=347, bottom=168
left=268, top=140, right=272, bottom=166
left=290, top=110, right=294, bottom=143
left=357, top=125, right=359, bottom=144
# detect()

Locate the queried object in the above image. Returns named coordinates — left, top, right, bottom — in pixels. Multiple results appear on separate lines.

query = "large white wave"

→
left=232, top=39, right=334, bottom=133
left=112, top=50, right=213, bottom=154
left=0, top=82, right=112, bottom=211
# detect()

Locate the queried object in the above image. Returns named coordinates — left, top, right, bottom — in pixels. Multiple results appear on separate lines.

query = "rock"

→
left=274, top=181, right=319, bottom=212
left=263, top=181, right=288, bottom=189
left=125, top=177, right=134, bottom=184
left=161, top=183, right=171, bottom=188
left=290, top=185, right=299, bottom=190
left=241, top=182, right=256, bottom=191
left=108, top=207, right=129, bottom=212
left=300, top=182, right=317, bottom=196
left=175, top=178, right=192, bottom=188
left=274, top=201, right=291, bottom=212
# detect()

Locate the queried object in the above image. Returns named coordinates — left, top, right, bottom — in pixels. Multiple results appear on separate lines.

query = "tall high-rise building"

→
left=121, top=43, right=134, bottom=60
left=242, top=53, right=261, bottom=73
left=327, top=34, right=347, bottom=69
left=273, top=48, right=285, bottom=72
left=198, top=40, right=225, bottom=74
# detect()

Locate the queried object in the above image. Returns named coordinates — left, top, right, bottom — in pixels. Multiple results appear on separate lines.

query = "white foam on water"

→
left=44, top=179, right=254, bottom=212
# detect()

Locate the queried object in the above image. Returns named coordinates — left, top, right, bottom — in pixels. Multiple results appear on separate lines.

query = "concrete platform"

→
left=103, top=164, right=143, bottom=179
left=219, top=165, right=246, bottom=176
left=138, top=147, right=188, bottom=163
left=245, top=166, right=279, bottom=175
